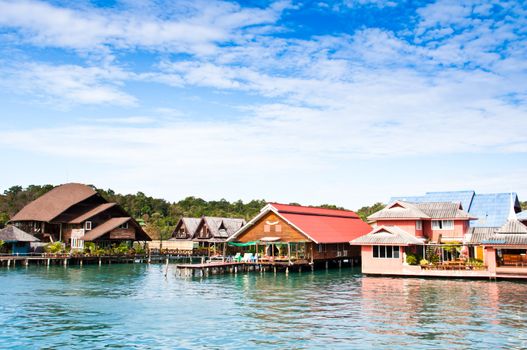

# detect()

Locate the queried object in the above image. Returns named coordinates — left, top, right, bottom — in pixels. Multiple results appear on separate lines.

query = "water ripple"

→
left=1, top=265, right=527, bottom=349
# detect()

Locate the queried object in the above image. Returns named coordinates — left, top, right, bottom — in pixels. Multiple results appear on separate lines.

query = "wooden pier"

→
left=0, top=254, right=205, bottom=268
left=174, top=259, right=328, bottom=277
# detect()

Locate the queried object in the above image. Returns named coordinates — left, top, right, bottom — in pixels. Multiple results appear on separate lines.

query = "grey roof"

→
left=220, top=218, right=246, bottom=238
left=481, top=234, right=527, bottom=246
left=367, top=201, right=429, bottom=221
left=0, top=225, right=39, bottom=242
left=517, top=211, right=527, bottom=221
left=414, top=202, right=473, bottom=219
left=389, top=191, right=521, bottom=228
left=368, top=201, right=472, bottom=221
left=182, top=218, right=201, bottom=236
left=468, top=227, right=497, bottom=244
left=497, top=219, right=527, bottom=234
left=470, top=219, right=527, bottom=246
left=350, top=226, right=424, bottom=245
left=198, top=217, right=246, bottom=240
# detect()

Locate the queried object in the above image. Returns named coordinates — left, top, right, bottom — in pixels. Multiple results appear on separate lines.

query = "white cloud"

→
left=0, top=62, right=136, bottom=106
left=0, top=0, right=291, bottom=54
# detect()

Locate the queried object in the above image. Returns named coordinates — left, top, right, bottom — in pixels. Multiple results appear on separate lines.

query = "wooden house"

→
left=171, top=218, right=201, bottom=240
left=9, top=183, right=151, bottom=248
left=227, top=203, right=371, bottom=264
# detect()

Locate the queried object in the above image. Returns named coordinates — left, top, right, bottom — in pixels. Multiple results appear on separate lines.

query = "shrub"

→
left=45, top=242, right=64, bottom=254
left=419, top=259, right=429, bottom=266
left=406, top=253, right=418, bottom=265
left=84, top=242, right=97, bottom=255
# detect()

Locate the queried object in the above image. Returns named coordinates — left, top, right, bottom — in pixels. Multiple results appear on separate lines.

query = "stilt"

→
left=299, top=266, right=302, bottom=273
left=339, top=260, right=342, bottom=268
left=285, top=267, right=289, bottom=275
left=99, top=258, right=102, bottom=266
left=80, top=260, right=83, bottom=267
left=7, top=260, right=11, bottom=268
left=274, top=267, right=277, bottom=275
left=63, top=258, right=68, bottom=266
left=47, top=258, right=51, bottom=266
left=325, top=261, right=329, bottom=270
left=24, top=259, right=29, bottom=267
left=311, top=264, right=314, bottom=272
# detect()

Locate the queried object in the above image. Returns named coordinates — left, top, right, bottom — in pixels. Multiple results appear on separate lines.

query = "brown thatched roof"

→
left=69, top=203, right=117, bottom=224
left=81, top=217, right=151, bottom=242
left=0, top=225, right=39, bottom=242
left=10, top=183, right=97, bottom=223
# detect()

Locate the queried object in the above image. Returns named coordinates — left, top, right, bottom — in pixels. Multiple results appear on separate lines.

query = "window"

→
left=85, top=221, right=92, bottom=231
left=432, top=220, right=454, bottom=230
left=275, top=225, right=282, bottom=232
left=372, top=245, right=400, bottom=259
left=71, top=238, right=84, bottom=250
left=119, top=222, right=129, bottom=229
left=264, top=225, right=270, bottom=233
left=416, top=220, right=422, bottom=230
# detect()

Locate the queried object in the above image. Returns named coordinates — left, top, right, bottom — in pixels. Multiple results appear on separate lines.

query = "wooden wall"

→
left=235, top=212, right=308, bottom=243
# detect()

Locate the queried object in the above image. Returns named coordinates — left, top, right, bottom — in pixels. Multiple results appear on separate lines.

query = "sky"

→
left=0, top=0, right=526, bottom=210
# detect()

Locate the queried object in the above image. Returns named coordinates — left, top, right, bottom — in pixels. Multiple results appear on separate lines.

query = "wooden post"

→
left=99, top=258, right=102, bottom=266
left=7, top=260, right=11, bottom=268
left=47, top=258, right=50, bottom=267
left=339, top=260, right=342, bottom=268
left=285, top=267, right=289, bottom=275
left=325, top=261, right=329, bottom=270
left=63, top=258, right=68, bottom=267
left=80, top=260, right=83, bottom=267
left=24, top=259, right=29, bottom=267
left=288, top=243, right=291, bottom=264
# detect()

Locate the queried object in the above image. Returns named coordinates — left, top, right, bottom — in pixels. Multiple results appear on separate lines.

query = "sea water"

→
left=1, top=264, right=526, bottom=349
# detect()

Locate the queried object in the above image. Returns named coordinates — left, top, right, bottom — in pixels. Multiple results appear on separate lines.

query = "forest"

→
left=4, top=184, right=523, bottom=240
left=0, top=184, right=385, bottom=240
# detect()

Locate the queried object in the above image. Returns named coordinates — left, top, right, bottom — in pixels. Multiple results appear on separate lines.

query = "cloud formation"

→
left=0, top=0, right=525, bottom=206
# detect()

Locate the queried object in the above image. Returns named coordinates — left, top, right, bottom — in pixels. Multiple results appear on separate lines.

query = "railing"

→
left=420, top=262, right=487, bottom=271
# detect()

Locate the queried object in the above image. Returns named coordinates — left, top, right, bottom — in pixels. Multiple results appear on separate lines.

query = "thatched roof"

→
left=69, top=203, right=117, bottom=224
left=0, top=225, right=39, bottom=242
left=10, top=183, right=97, bottom=223
left=82, top=217, right=131, bottom=241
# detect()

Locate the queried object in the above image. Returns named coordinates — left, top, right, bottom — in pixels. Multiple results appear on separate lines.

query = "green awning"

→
left=228, top=241, right=258, bottom=247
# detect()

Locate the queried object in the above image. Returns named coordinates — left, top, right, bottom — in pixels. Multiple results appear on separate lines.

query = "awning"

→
left=228, top=241, right=258, bottom=247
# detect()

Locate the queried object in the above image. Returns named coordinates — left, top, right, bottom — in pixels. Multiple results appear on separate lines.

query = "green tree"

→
left=356, top=202, right=386, bottom=221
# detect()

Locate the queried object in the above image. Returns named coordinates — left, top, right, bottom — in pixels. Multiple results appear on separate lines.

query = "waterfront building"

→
left=166, top=217, right=245, bottom=254
left=390, top=190, right=521, bottom=228
left=227, top=203, right=371, bottom=265
left=350, top=201, right=474, bottom=275
left=352, top=194, right=527, bottom=279
left=0, top=225, right=39, bottom=254
left=9, top=183, right=151, bottom=249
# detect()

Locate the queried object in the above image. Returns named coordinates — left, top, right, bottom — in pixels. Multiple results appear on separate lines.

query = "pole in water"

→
left=164, top=258, right=169, bottom=278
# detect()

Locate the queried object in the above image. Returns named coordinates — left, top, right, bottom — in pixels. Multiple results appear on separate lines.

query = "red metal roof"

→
left=270, top=203, right=371, bottom=243
left=270, top=203, right=360, bottom=218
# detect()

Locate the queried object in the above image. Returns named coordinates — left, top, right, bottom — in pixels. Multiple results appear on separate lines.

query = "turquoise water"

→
left=1, top=264, right=527, bottom=349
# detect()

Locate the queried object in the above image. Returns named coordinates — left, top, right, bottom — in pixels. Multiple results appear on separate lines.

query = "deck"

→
left=364, top=265, right=527, bottom=280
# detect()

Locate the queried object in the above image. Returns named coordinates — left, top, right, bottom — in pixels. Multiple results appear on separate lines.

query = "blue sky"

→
left=0, top=0, right=526, bottom=209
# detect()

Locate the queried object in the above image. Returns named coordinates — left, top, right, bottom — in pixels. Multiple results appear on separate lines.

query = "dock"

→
left=0, top=254, right=206, bottom=267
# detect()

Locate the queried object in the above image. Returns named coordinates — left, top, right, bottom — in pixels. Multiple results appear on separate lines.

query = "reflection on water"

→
left=1, top=265, right=526, bottom=349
